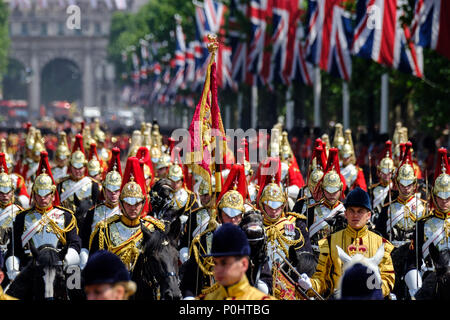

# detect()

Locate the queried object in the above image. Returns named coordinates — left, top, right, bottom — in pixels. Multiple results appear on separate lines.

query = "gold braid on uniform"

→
left=44, top=208, right=78, bottom=246
left=190, top=232, right=215, bottom=276
left=265, top=220, right=305, bottom=257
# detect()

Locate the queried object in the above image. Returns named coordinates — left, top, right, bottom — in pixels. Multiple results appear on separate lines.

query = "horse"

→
left=131, top=224, right=182, bottom=300
left=415, top=243, right=450, bottom=300
left=5, top=244, right=69, bottom=300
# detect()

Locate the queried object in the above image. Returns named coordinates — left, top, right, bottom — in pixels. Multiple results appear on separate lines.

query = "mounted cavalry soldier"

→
left=298, top=188, right=395, bottom=299
left=0, top=154, right=24, bottom=272
left=1, top=140, right=29, bottom=209
left=93, top=118, right=111, bottom=164
left=339, top=129, right=367, bottom=193
left=256, top=157, right=312, bottom=290
left=52, top=132, right=71, bottom=183
left=293, top=139, right=327, bottom=216
left=5, top=151, right=81, bottom=282
left=375, top=142, right=427, bottom=299
left=368, top=141, right=397, bottom=227
left=417, top=148, right=450, bottom=280
left=89, top=157, right=165, bottom=271
left=306, top=148, right=347, bottom=254
left=57, top=134, right=101, bottom=225
left=86, top=142, right=106, bottom=183
left=79, top=149, right=123, bottom=270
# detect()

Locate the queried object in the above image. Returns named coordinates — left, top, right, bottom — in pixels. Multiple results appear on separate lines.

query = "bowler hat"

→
left=344, top=187, right=372, bottom=211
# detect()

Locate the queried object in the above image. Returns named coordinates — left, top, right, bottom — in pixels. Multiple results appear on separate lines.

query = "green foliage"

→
left=0, top=0, right=10, bottom=81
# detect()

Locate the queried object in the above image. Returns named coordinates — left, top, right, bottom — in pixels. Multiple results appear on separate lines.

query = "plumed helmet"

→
left=218, top=189, right=245, bottom=218
left=104, top=168, right=122, bottom=192
left=333, top=123, right=345, bottom=150
left=0, top=168, right=14, bottom=195
left=55, top=132, right=71, bottom=160
left=120, top=157, right=147, bottom=210
left=167, top=163, right=184, bottom=182
left=432, top=148, right=450, bottom=200
left=207, top=223, right=250, bottom=257
left=70, top=134, right=87, bottom=169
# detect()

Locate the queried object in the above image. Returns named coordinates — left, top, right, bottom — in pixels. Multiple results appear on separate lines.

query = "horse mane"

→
left=141, top=224, right=167, bottom=254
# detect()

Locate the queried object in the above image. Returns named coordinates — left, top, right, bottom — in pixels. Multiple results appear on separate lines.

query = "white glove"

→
left=257, top=279, right=269, bottom=294
left=183, top=296, right=196, bottom=300
left=298, top=273, right=312, bottom=291
left=179, top=247, right=189, bottom=264
left=79, top=248, right=89, bottom=270
left=5, top=256, right=20, bottom=281
left=64, top=248, right=80, bottom=269
left=404, top=269, right=422, bottom=298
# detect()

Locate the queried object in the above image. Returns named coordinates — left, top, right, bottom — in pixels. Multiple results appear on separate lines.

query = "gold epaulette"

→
left=142, top=215, right=165, bottom=232
left=287, top=211, right=307, bottom=220
left=55, top=205, right=75, bottom=216
left=200, top=282, right=220, bottom=296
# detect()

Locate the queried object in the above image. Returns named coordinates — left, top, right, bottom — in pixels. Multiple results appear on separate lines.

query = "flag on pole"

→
left=305, top=0, right=353, bottom=81
left=411, top=0, right=450, bottom=60
left=187, top=35, right=227, bottom=187
left=229, top=0, right=248, bottom=84
left=290, top=17, right=314, bottom=86
left=352, top=0, right=424, bottom=78
left=167, top=17, right=187, bottom=98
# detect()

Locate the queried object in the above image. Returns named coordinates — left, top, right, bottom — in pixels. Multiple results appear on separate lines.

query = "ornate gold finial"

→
left=207, top=34, right=219, bottom=54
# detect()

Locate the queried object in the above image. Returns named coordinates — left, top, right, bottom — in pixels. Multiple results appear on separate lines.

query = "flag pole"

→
left=380, top=73, right=389, bottom=134
left=313, top=66, right=321, bottom=128
left=342, top=81, right=350, bottom=130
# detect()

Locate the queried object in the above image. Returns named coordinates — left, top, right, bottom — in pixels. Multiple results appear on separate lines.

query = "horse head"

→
left=30, top=243, right=67, bottom=300
left=240, top=210, right=266, bottom=264
left=429, top=243, right=450, bottom=300
left=336, top=243, right=385, bottom=299
left=138, top=223, right=182, bottom=300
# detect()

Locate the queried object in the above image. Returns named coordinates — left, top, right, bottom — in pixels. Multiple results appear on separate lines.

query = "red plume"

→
left=121, top=157, right=149, bottom=217
left=0, top=153, right=9, bottom=174
left=72, top=134, right=85, bottom=155
left=433, top=148, right=449, bottom=183
left=107, top=147, right=122, bottom=176
left=36, top=151, right=60, bottom=206
left=136, top=146, right=155, bottom=187
left=241, top=138, right=249, bottom=162
left=216, top=164, right=247, bottom=205
left=256, top=157, right=282, bottom=209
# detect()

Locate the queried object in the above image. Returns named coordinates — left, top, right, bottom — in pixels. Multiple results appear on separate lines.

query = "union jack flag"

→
left=268, top=0, right=300, bottom=85
left=167, top=19, right=186, bottom=97
left=184, top=42, right=196, bottom=87
left=203, top=0, right=236, bottom=90
left=305, top=0, right=353, bottom=81
left=411, top=0, right=450, bottom=60
left=229, top=0, right=248, bottom=84
left=352, top=0, right=423, bottom=78
left=246, top=0, right=274, bottom=86
left=290, top=17, right=314, bottom=86
left=194, top=5, right=211, bottom=90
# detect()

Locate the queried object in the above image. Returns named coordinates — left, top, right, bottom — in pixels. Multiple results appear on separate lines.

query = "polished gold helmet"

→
left=198, top=177, right=213, bottom=195
left=33, top=130, right=46, bottom=160
left=26, top=126, right=36, bottom=151
left=218, top=189, right=245, bottom=218
left=322, top=170, right=343, bottom=193
left=87, top=158, right=102, bottom=177
left=280, top=131, right=292, bottom=161
left=332, top=123, right=345, bottom=150
left=0, top=140, right=13, bottom=171
left=150, top=142, right=162, bottom=164
left=308, top=167, right=324, bottom=192
left=156, top=154, right=171, bottom=170
left=128, top=130, right=142, bottom=157
left=396, top=163, right=416, bottom=187
left=120, top=174, right=145, bottom=205
left=168, top=163, right=184, bottom=182
left=259, top=182, right=286, bottom=211
left=93, top=119, right=106, bottom=143
left=104, top=167, right=122, bottom=192
left=70, top=134, right=87, bottom=169
left=0, top=168, right=14, bottom=195
left=55, top=132, right=71, bottom=160
left=378, top=156, right=395, bottom=174
left=432, top=148, right=450, bottom=200
left=32, top=170, right=56, bottom=197
left=340, top=141, right=354, bottom=161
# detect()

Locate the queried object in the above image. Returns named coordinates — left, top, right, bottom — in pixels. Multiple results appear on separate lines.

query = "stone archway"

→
left=40, top=58, right=82, bottom=105
left=2, top=58, right=29, bottom=100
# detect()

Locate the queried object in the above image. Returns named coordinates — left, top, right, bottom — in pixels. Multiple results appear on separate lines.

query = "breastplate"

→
left=91, top=205, right=120, bottom=233
left=312, top=205, right=333, bottom=240
left=341, top=164, right=357, bottom=188
left=62, top=178, right=93, bottom=202
left=170, top=188, right=188, bottom=210
left=389, top=197, right=425, bottom=238
left=24, top=208, right=66, bottom=249
left=424, top=217, right=450, bottom=251
left=108, top=221, right=143, bottom=250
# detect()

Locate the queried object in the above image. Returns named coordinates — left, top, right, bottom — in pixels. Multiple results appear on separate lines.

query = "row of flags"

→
left=9, top=0, right=127, bottom=10
left=120, top=0, right=449, bottom=108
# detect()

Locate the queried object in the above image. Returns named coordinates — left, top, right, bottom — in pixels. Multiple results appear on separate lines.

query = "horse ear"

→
left=336, top=245, right=351, bottom=264
left=141, top=223, right=153, bottom=243
left=369, top=243, right=385, bottom=266
left=429, top=242, right=440, bottom=266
